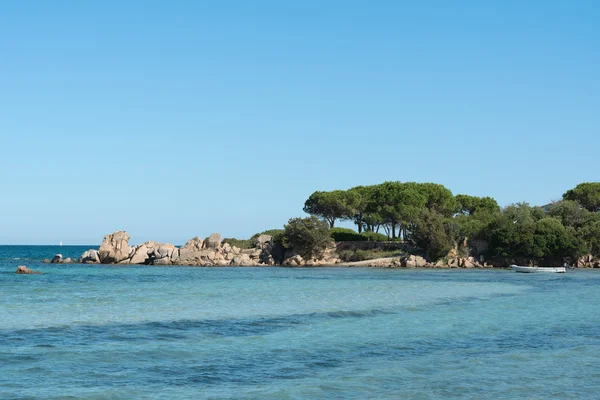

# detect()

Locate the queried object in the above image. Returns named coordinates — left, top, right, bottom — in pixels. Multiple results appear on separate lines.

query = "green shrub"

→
left=283, top=217, right=333, bottom=259
left=330, top=228, right=388, bottom=242
left=330, top=227, right=363, bottom=242
left=360, top=231, right=388, bottom=242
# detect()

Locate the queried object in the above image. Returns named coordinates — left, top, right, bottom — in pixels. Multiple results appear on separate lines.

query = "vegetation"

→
left=563, top=183, right=600, bottom=212
left=302, top=181, right=600, bottom=263
left=330, top=227, right=388, bottom=242
left=227, top=181, right=600, bottom=265
left=222, top=237, right=253, bottom=249
left=282, top=216, right=333, bottom=260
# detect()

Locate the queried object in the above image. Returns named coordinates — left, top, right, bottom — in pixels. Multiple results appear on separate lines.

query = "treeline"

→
left=303, top=182, right=600, bottom=263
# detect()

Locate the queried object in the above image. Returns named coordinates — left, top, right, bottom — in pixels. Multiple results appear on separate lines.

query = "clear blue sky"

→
left=1, top=1, right=598, bottom=244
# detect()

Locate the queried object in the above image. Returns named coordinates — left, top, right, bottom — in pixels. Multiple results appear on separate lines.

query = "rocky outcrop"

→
left=98, top=231, right=132, bottom=264
left=205, top=233, right=222, bottom=249
left=79, top=249, right=100, bottom=264
left=402, top=255, right=427, bottom=268
left=47, top=254, right=75, bottom=264
left=16, top=265, right=41, bottom=274
left=80, top=231, right=279, bottom=267
left=344, top=254, right=492, bottom=269
left=177, top=237, right=206, bottom=265
left=577, top=254, right=600, bottom=268
left=281, top=245, right=340, bottom=266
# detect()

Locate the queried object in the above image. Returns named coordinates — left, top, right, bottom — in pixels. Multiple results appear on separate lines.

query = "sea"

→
left=1, top=245, right=599, bottom=399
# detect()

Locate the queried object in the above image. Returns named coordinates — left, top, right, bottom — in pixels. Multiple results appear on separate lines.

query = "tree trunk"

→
left=391, top=221, right=397, bottom=239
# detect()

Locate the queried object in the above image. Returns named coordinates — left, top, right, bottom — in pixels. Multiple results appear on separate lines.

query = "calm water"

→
left=1, top=246, right=599, bottom=399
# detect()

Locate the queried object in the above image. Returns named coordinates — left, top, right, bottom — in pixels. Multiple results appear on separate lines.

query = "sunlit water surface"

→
left=1, top=246, right=599, bottom=399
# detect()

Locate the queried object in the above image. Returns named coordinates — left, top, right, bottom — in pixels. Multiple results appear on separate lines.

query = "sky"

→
left=1, top=0, right=598, bottom=245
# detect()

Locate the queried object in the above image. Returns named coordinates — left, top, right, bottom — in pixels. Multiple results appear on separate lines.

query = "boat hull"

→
left=511, top=265, right=566, bottom=273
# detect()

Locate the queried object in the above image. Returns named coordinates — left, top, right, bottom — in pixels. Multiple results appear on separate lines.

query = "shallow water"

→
left=1, top=246, right=599, bottom=399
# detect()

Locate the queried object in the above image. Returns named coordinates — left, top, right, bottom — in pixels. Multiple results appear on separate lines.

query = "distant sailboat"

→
left=59, top=241, right=63, bottom=246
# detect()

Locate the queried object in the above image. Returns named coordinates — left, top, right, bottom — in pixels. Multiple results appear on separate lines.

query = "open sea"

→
left=1, top=245, right=599, bottom=399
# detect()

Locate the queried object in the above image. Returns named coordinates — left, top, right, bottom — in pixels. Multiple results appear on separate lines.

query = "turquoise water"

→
left=1, top=247, right=599, bottom=399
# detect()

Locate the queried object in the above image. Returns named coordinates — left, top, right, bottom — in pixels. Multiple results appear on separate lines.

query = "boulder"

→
left=129, top=243, right=154, bottom=264
left=257, top=234, right=272, bottom=245
left=98, top=231, right=132, bottom=264
left=16, top=265, right=41, bottom=274
left=147, top=243, right=177, bottom=264
left=181, top=236, right=204, bottom=252
left=153, top=257, right=172, bottom=266
left=178, top=249, right=203, bottom=264
left=403, top=255, right=427, bottom=268
left=205, top=233, right=222, bottom=249
left=231, top=254, right=253, bottom=266
left=283, top=254, right=304, bottom=266
left=79, top=249, right=100, bottom=264
left=170, top=249, right=180, bottom=263
left=50, top=254, right=63, bottom=264
left=62, top=258, right=73, bottom=264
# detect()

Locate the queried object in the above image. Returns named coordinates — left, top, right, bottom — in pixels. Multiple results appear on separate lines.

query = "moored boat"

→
left=511, top=265, right=566, bottom=273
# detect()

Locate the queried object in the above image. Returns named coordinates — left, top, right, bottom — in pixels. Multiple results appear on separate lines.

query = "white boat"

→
left=511, top=265, right=566, bottom=273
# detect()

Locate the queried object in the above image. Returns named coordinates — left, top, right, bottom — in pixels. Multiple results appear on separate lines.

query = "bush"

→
left=330, top=228, right=389, bottom=242
left=409, top=209, right=453, bottom=261
left=283, top=216, right=333, bottom=259
left=330, top=227, right=363, bottom=242
left=360, top=231, right=388, bottom=242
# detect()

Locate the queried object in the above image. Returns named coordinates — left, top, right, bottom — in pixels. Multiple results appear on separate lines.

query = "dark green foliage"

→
left=303, top=190, right=357, bottom=228
left=455, top=195, right=500, bottom=216
left=410, top=209, right=453, bottom=261
left=300, top=181, right=600, bottom=264
left=410, top=182, right=457, bottom=217
left=368, top=181, right=427, bottom=239
left=359, top=231, right=389, bottom=242
left=547, top=200, right=591, bottom=229
left=329, top=228, right=390, bottom=242
left=485, top=204, right=586, bottom=262
left=283, top=216, right=333, bottom=260
left=563, top=182, right=600, bottom=212
left=577, top=215, right=600, bottom=257
left=347, top=185, right=375, bottom=233
left=330, top=227, right=363, bottom=242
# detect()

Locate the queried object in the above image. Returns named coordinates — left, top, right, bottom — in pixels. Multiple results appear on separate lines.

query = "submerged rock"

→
left=16, top=265, right=41, bottom=274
